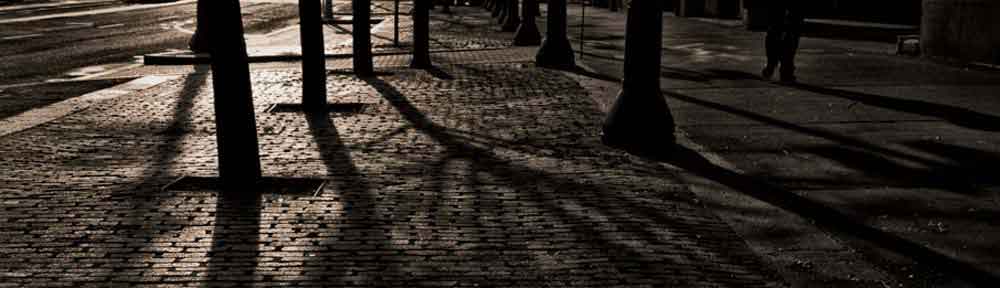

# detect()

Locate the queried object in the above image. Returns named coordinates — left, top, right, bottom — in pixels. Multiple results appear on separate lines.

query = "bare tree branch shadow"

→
left=359, top=73, right=779, bottom=285
left=663, top=90, right=979, bottom=192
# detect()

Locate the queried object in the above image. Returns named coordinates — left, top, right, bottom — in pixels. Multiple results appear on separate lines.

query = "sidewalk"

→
left=2, top=3, right=999, bottom=287
left=561, top=4, right=1000, bottom=288
left=0, top=5, right=785, bottom=287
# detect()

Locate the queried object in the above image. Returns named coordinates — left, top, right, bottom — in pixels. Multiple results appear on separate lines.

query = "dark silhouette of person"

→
left=762, top=0, right=804, bottom=82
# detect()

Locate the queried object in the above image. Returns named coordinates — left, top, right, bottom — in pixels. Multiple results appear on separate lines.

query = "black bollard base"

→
left=501, top=17, right=520, bottom=32
left=536, top=37, right=575, bottom=69
left=601, top=88, right=676, bottom=152
left=513, top=22, right=542, bottom=45
left=410, top=57, right=432, bottom=69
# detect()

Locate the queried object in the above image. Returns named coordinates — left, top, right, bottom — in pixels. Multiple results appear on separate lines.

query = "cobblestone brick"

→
left=0, top=7, right=784, bottom=288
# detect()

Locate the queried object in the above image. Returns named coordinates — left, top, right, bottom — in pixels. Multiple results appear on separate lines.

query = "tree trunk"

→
left=208, top=0, right=263, bottom=188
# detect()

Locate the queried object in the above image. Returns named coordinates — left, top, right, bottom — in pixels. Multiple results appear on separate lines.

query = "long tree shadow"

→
left=361, top=74, right=779, bottom=286
left=105, top=65, right=209, bottom=281
left=205, top=189, right=263, bottom=287
left=904, top=140, right=1000, bottom=186
left=788, top=82, right=1000, bottom=132
left=664, top=90, right=990, bottom=196
left=637, top=144, right=1000, bottom=287
left=704, top=68, right=1000, bottom=132
left=301, top=110, right=392, bottom=285
left=649, top=88, right=1000, bottom=286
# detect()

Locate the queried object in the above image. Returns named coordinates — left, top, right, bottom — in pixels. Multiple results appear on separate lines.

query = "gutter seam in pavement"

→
left=0, top=75, right=179, bottom=138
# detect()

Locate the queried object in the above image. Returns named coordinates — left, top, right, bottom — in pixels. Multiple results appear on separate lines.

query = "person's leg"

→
left=762, top=4, right=786, bottom=79
left=779, top=7, right=804, bottom=82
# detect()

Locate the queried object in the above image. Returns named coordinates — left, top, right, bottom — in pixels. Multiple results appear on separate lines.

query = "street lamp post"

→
left=498, top=0, right=510, bottom=24
left=442, top=0, right=451, bottom=13
left=323, top=0, right=335, bottom=20
left=501, top=0, right=520, bottom=31
left=207, top=0, right=263, bottom=188
left=394, top=0, right=400, bottom=46
left=411, top=0, right=432, bottom=68
left=513, top=0, right=541, bottom=45
left=189, top=0, right=210, bottom=53
left=535, top=0, right=575, bottom=69
left=602, top=0, right=675, bottom=150
left=353, top=0, right=374, bottom=76
left=492, top=0, right=504, bottom=18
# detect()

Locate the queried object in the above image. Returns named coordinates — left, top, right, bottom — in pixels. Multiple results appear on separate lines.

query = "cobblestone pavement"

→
left=327, top=4, right=514, bottom=53
left=241, top=2, right=512, bottom=57
left=0, top=48, right=785, bottom=288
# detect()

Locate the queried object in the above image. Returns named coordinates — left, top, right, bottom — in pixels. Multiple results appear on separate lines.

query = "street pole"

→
left=323, top=0, right=335, bottom=21
left=208, top=0, right=262, bottom=189
left=579, top=0, right=585, bottom=59
left=513, top=0, right=541, bottom=45
left=411, top=0, right=432, bottom=68
left=492, top=0, right=504, bottom=18
left=189, top=0, right=210, bottom=53
left=602, top=0, right=675, bottom=150
left=501, top=0, right=520, bottom=31
left=300, top=0, right=328, bottom=110
left=535, top=0, right=575, bottom=69
left=353, top=0, right=374, bottom=76
left=498, top=0, right=510, bottom=24
left=394, top=0, right=400, bottom=47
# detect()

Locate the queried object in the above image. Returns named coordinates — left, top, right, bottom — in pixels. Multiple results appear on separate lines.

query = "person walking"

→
left=761, top=0, right=804, bottom=82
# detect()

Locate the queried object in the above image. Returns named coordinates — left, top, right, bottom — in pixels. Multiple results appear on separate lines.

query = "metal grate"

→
left=266, top=103, right=369, bottom=114
left=162, top=176, right=327, bottom=196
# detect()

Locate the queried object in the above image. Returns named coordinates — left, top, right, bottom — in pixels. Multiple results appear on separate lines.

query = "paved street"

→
left=0, top=0, right=299, bottom=86
left=1, top=2, right=999, bottom=287
left=0, top=0, right=301, bottom=131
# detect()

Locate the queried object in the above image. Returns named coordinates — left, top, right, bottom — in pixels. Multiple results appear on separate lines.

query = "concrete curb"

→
left=0, top=75, right=179, bottom=138
left=142, top=47, right=509, bottom=65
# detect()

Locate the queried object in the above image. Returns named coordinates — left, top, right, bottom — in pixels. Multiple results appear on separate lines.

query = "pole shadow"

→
left=608, top=84, right=1000, bottom=286
left=703, top=68, right=1000, bottom=132
left=204, top=189, right=263, bottom=286
left=788, top=82, right=1000, bottom=132
left=632, top=144, right=1000, bottom=287
left=301, top=110, right=393, bottom=285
